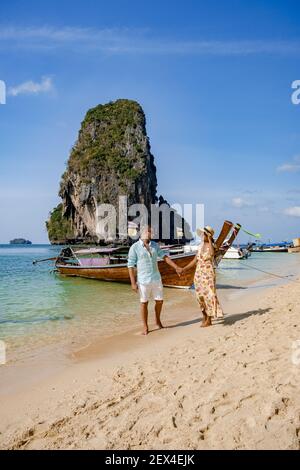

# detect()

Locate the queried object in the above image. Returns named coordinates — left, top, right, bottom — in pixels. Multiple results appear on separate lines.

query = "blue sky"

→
left=0, top=0, right=300, bottom=243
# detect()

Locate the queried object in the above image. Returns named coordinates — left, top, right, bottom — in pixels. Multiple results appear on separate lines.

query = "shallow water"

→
left=1, top=245, right=299, bottom=360
left=218, top=251, right=300, bottom=284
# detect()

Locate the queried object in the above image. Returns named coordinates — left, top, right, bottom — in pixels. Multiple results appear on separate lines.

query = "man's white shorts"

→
left=138, top=281, right=164, bottom=303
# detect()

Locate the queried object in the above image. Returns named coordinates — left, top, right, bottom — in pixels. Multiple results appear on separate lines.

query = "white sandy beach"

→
left=0, top=277, right=300, bottom=450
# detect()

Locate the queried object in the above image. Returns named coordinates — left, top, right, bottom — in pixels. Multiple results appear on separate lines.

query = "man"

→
left=128, top=225, right=181, bottom=335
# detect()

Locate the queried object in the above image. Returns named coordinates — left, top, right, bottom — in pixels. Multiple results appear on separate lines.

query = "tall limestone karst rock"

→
left=46, top=99, right=190, bottom=244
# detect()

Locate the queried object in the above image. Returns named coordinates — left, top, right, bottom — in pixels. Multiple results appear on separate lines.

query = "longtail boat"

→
left=54, top=246, right=196, bottom=288
left=35, top=220, right=241, bottom=288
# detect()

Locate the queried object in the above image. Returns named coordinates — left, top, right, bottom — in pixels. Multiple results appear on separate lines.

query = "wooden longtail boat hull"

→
left=54, top=220, right=242, bottom=288
left=56, top=253, right=196, bottom=288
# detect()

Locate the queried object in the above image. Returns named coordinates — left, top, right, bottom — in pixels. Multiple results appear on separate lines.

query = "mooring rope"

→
left=238, top=261, right=300, bottom=284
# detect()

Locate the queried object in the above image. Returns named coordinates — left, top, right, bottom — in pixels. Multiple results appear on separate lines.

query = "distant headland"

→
left=9, top=238, right=32, bottom=245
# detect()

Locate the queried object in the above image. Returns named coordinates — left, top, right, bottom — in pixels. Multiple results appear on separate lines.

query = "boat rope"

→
left=238, top=261, right=300, bottom=284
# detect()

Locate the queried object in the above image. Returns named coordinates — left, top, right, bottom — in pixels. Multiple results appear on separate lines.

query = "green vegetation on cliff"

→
left=67, top=99, right=147, bottom=179
left=46, top=204, right=74, bottom=243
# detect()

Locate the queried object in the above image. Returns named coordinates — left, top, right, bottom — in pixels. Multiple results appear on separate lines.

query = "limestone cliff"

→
left=46, top=99, right=190, bottom=244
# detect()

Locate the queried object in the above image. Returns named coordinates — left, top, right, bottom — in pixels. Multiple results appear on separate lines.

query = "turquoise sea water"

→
left=0, top=245, right=140, bottom=357
left=1, top=244, right=300, bottom=358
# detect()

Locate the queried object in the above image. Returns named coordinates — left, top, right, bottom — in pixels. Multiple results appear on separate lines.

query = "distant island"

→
left=10, top=238, right=32, bottom=245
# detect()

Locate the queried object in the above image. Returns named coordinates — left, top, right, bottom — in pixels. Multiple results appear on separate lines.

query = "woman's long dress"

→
left=194, top=245, right=223, bottom=318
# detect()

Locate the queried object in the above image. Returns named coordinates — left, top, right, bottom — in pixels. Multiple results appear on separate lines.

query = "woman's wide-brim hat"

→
left=196, top=225, right=215, bottom=238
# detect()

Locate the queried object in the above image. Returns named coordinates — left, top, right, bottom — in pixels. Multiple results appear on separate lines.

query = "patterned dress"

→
left=194, top=244, right=223, bottom=318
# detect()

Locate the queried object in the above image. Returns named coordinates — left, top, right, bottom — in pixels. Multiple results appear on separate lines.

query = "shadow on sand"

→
left=224, top=307, right=272, bottom=325
left=166, top=318, right=200, bottom=329
left=161, top=308, right=272, bottom=331
left=217, top=284, right=248, bottom=290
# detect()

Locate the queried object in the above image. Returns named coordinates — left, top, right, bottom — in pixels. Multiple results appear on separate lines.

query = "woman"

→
left=181, top=226, right=223, bottom=327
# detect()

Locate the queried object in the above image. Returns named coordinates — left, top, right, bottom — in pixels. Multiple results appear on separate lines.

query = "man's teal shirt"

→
left=127, top=239, right=167, bottom=284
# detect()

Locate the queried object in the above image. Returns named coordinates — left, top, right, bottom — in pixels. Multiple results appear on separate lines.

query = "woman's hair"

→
left=204, top=231, right=216, bottom=247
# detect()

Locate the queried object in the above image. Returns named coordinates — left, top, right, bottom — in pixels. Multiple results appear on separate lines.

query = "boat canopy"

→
left=73, top=247, right=123, bottom=255
left=160, top=244, right=182, bottom=250
left=257, top=242, right=291, bottom=248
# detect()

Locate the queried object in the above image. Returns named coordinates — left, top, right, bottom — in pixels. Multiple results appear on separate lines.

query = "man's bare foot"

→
left=156, top=321, right=164, bottom=329
left=141, top=328, right=149, bottom=335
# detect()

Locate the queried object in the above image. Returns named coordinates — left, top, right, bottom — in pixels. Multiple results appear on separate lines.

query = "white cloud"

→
left=277, top=155, right=300, bottom=173
left=8, top=76, right=53, bottom=97
left=283, top=206, right=300, bottom=217
left=231, top=197, right=252, bottom=209
left=277, top=163, right=300, bottom=173
left=1, top=26, right=300, bottom=56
